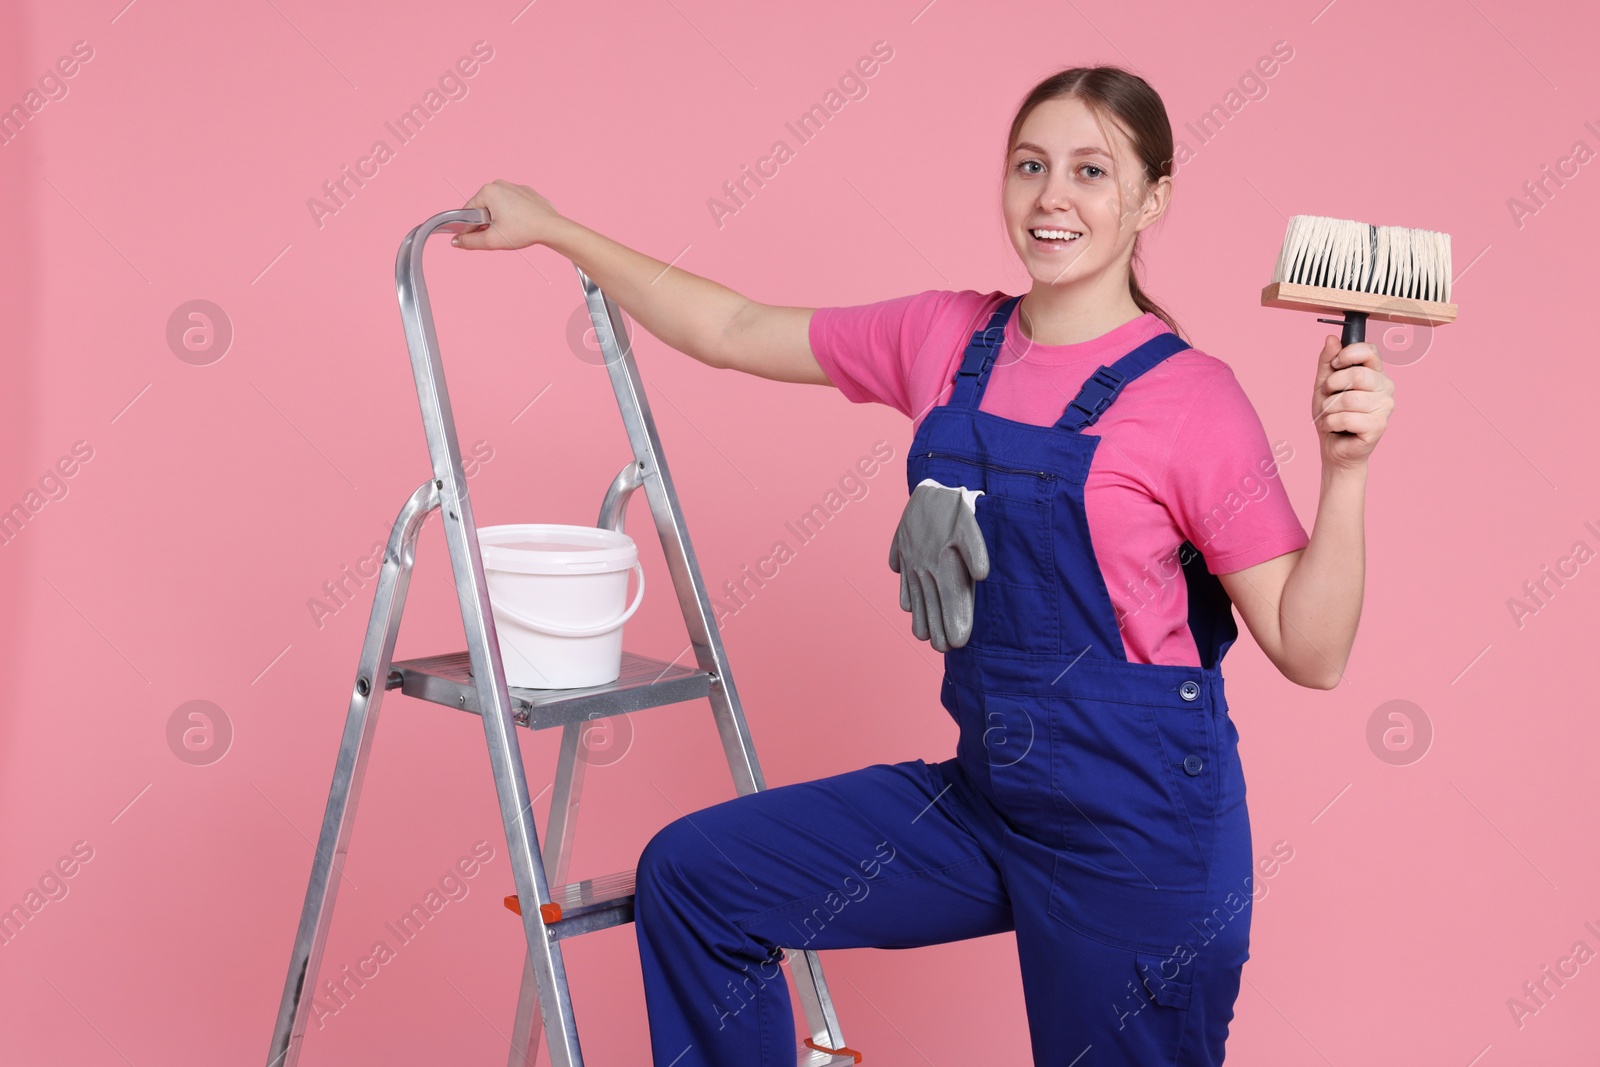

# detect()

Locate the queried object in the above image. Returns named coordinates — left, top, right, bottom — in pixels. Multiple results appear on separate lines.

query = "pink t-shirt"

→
left=809, top=289, right=1309, bottom=667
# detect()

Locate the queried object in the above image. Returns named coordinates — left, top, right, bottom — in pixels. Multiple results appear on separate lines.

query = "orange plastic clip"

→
left=504, top=894, right=563, bottom=924
left=803, top=1037, right=863, bottom=1063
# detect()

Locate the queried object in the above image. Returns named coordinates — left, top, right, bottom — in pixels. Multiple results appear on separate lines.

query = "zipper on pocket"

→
left=921, top=451, right=1055, bottom=479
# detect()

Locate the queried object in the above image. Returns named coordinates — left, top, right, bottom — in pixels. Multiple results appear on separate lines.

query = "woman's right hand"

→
left=452, top=179, right=565, bottom=250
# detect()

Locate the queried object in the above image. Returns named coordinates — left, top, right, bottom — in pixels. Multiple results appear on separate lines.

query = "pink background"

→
left=2, top=0, right=1597, bottom=1064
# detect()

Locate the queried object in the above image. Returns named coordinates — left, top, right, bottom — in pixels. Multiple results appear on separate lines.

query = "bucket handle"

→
left=490, top=561, right=646, bottom=638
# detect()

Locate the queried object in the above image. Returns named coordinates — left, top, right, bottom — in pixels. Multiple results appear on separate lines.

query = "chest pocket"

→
left=916, top=451, right=1060, bottom=656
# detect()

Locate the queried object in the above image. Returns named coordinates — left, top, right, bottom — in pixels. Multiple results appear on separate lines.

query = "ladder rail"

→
left=395, top=209, right=582, bottom=1067
left=265, top=479, right=438, bottom=1067
left=578, top=273, right=766, bottom=796
left=508, top=718, right=588, bottom=1067
left=578, top=271, right=852, bottom=1058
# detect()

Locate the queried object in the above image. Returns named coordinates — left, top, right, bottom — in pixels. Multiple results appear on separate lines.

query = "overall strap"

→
left=948, top=295, right=1022, bottom=409
left=1055, top=332, right=1191, bottom=432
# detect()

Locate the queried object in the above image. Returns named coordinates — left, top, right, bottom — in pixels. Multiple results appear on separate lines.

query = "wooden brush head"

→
left=1262, top=215, right=1459, bottom=327
left=1260, top=282, right=1457, bottom=327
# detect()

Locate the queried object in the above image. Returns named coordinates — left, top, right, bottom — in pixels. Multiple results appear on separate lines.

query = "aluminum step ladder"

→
left=265, top=208, right=861, bottom=1067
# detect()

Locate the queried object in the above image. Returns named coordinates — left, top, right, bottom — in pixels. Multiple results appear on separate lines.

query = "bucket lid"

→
left=478, top=524, right=638, bottom=575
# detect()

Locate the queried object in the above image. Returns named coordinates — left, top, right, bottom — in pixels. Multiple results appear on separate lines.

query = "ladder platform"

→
left=388, top=650, right=713, bottom=731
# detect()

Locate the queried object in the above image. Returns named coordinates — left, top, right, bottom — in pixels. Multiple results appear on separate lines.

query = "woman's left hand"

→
left=1313, top=334, right=1395, bottom=470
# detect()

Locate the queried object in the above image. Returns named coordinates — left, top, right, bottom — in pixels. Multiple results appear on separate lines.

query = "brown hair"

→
left=1004, top=66, right=1184, bottom=340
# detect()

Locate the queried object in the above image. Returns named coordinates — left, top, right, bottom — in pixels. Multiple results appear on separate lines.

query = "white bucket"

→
left=477, top=524, right=645, bottom=689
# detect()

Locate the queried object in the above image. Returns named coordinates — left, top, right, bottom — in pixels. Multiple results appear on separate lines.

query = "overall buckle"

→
left=956, top=326, right=1006, bottom=378
left=1067, top=365, right=1125, bottom=421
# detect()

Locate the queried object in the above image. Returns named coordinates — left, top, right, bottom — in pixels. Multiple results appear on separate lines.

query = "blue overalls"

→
left=635, top=295, right=1254, bottom=1066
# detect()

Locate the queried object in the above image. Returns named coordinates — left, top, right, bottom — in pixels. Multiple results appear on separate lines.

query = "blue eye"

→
left=1016, top=159, right=1044, bottom=175
left=1081, top=164, right=1106, bottom=179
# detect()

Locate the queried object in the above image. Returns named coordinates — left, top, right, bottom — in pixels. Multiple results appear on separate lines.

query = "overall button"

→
left=1178, top=680, right=1200, bottom=701
left=1183, top=754, right=1204, bottom=776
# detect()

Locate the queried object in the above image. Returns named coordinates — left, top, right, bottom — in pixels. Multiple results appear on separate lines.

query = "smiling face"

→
left=1002, top=94, right=1169, bottom=291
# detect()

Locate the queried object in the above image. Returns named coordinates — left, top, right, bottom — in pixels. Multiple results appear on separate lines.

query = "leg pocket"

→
left=1011, top=891, right=1198, bottom=1065
left=1136, top=948, right=1194, bottom=1010
left=1116, top=951, right=1197, bottom=1065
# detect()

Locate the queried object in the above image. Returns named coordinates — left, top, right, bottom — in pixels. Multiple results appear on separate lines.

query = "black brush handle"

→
left=1314, top=312, right=1366, bottom=436
left=1342, top=310, right=1365, bottom=347
left=1317, top=310, right=1366, bottom=347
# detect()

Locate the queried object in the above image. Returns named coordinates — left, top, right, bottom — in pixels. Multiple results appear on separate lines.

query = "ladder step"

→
left=799, top=1039, right=864, bottom=1066
left=504, top=868, right=637, bottom=941
left=502, top=883, right=864, bottom=1063
left=388, top=650, right=712, bottom=731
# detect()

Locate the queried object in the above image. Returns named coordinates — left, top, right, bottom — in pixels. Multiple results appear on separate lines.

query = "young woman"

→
left=455, top=65, right=1390, bottom=1067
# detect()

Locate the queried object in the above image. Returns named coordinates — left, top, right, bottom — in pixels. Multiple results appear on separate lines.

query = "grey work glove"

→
left=888, top=479, right=990, bottom=652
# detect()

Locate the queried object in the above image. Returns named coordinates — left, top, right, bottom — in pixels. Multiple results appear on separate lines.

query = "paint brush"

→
left=1261, top=214, right=1459, bottom=347
left=1261, top=214, right=1458, bottom=437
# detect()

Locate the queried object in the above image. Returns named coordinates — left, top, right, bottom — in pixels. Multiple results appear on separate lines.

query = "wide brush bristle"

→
left=1271, top=215, right=1452, bottom=304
